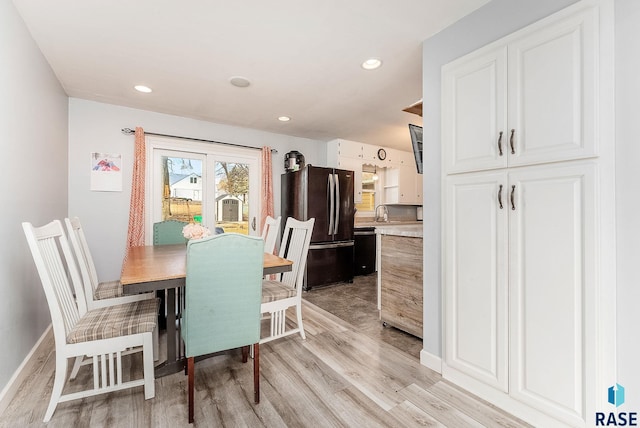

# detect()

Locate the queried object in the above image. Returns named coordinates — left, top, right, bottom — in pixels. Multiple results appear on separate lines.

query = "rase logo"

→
left=610, top=384, right=626, bottom=408
left=596, top=384, right=637, bottom=426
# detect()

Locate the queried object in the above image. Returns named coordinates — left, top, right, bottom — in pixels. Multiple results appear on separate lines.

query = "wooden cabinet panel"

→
left=380, top=235, right=423, bottom=338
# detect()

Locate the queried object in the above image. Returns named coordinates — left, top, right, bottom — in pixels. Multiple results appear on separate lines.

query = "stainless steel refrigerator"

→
left=281, top=165, right=355, bottom=290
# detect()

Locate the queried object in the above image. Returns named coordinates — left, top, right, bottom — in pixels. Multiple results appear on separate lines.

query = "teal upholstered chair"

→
left=153, top=220, right=188, bottom=245
left=182, top=233, right=264, bottom=424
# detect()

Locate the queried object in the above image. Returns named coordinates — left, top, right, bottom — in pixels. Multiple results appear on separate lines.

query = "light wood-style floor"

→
left=1, top=297, right=531, bottom=427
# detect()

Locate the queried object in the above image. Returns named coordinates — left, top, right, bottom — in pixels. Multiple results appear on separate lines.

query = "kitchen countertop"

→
left=355, top=220, right=423, bottom=228
left=354, top=221, right=423, bottom=237
left=375, top=224, right=423, bottom=238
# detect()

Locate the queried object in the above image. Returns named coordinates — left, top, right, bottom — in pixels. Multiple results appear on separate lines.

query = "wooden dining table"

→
left=120, top=243, right=293, bottom=377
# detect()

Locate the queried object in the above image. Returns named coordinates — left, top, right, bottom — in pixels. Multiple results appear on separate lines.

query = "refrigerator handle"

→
left=328, top=173, right=335, bottom=235
left=334, top=173, right=340, bottom=234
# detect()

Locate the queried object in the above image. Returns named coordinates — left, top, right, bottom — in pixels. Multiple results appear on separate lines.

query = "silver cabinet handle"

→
left=498, top=131, right=503, bottom=156
left=498, top=184, right=503, bottom=209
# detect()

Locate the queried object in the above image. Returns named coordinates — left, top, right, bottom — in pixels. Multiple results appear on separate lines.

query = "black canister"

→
left=284, top=151, right=305, bottom=172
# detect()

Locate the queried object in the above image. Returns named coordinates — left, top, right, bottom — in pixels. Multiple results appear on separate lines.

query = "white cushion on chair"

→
left=261, top=280, right=296, bottom=303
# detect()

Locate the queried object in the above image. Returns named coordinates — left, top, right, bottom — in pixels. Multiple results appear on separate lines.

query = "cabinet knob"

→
left=498, top=131, right=503, bottom=156
left=498, top=184, right=503, bottom=209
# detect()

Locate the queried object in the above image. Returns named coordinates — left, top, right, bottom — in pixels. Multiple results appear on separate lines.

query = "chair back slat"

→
left=153, top=220, right=188, bottom=245
left=278, top=218, right=315, bottom=291
left=65, top=217, right=99, bottom=299
left=182, top=233, right=264, bottom=358
left=23, top=220, right=87, bottom=344
left=261, top=215, right=281, bottom=254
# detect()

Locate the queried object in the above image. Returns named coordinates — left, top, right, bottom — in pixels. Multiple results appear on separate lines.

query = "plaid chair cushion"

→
left=67, top=298, right=159, bottom=344
left=262, top=280, right=297, bottom=303
left=94, top=280, right=123, bottom=299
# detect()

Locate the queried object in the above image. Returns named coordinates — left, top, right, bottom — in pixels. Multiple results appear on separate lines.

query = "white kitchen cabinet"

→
left=442, top=6, right=598, bottom=175
left=328, top=139, right=363, bottom=160
left=335, top=156, right=363, bottom=203
left=327, top=139, right=363, bottom=203
left=329, top=139, right=419, bottom=204
left=508, top=162, right=596, bottom=421
left=441, top=2, right=613, bottom=426
left=384, top=165, right=422, bottom=205
left=444, top=162, right=596, bottom=425
left=444, top=170, right=509, bottom=393
left=362, top=144, right=385, bottom=164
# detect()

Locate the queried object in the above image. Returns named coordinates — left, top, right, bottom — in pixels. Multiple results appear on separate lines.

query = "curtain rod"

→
left=121, top=128, right=278, bottom=154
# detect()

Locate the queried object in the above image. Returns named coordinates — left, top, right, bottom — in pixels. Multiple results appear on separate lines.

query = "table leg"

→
left=166, top=288, right=176, bottom=362
left=154, top=287, right=185, bottom=377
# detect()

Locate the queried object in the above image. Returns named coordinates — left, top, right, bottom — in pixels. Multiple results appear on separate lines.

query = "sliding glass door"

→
left=146, top=136, right=260, bottom=241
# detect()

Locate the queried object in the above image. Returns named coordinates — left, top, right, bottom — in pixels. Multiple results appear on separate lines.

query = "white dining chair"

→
left=65, top=217, right=159, bottom=374
left=260, top=217, right=314, bottom=344
left=22, top=220, right=158, bottom=422
left=261, top=215, right=281, bottom=254
left=65, top=217, right=154, bottom=310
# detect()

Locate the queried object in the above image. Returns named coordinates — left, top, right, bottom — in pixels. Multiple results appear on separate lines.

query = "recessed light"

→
left=361, top=58, right=382, bottom=70
left=229, top=76, right=251, bottom=88
left=278, top=116, right=291, bottom=122
left=134, top=85, right=152, bottom=93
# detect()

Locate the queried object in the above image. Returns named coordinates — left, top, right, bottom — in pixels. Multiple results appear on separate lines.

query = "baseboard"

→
left=0, top=325, right=52, bottom=416
left=420, top=349, right=442, bottom=373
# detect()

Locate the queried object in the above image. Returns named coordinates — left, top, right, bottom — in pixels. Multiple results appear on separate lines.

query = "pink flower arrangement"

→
left=182, top=223, right=211, bottom=240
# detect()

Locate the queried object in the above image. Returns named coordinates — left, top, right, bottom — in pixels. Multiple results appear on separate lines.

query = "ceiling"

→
left=12, top=0, right=488, bottom=151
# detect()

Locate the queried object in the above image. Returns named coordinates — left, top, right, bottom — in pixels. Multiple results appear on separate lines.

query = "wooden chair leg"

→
left=188, top=357, right=194, bottom=424
left=242, top=345, right=248, bottom=363
left=253, top=343, right=260, bottom=404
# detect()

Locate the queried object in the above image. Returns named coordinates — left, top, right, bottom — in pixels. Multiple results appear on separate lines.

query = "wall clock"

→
left=377, top=148, right=387, bottom=160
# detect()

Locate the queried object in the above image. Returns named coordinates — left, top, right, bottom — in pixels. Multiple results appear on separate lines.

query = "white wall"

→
left=615, top=0, right=640, bottom=410
left=0, top=1, right=68, bottom=392
left=69, top=99, right=326, bottom=281
left=420, top=0, right=579, bottom=359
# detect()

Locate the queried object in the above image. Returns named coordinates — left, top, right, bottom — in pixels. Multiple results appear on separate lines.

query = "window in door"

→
left=214, top=160, right=251, bottom=234
left=159, top=155, right=204, bottom=223
left=147, top=137, right=260, bottom=242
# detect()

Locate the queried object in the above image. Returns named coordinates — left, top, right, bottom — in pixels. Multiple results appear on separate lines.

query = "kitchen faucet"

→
left=375, top=205, right=388, bottom=222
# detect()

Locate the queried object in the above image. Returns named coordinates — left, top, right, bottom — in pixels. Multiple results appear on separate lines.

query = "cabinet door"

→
left=398, top=166, right=418, bottom=204
left=443, top=170, right=509, bottom=392
left=362, top=144, right=379, bottom=165
left=336, top=140, right=363, bottom=159
left=380, top=235, right=423, bottom=338
left=336, top=157, right=363, bottom=203
left=508, top=162, right=596, bottom=425
left=384, top=166, right=420, bottom=205
left=442, top=46, right=508, bottom=174
left=508, top=8, right=597, bottom=167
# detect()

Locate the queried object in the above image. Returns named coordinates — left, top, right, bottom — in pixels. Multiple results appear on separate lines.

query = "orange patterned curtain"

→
left=125, top=127, right=146, bottom=250
left=260, top=146, right=274, bottom=233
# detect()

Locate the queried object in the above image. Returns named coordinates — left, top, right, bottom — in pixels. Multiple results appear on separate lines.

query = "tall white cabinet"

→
left=441, top=2, right=614, bottom=426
